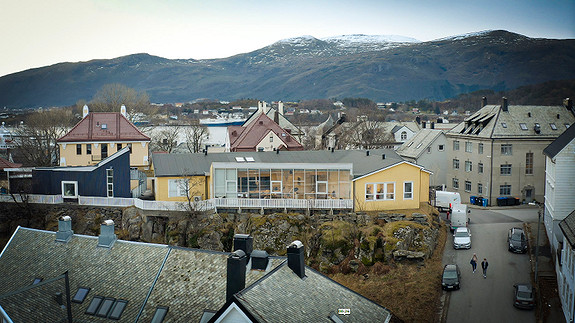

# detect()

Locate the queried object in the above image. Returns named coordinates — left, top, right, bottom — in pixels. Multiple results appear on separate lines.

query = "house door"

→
left=523, top=187, right=533, bottom=203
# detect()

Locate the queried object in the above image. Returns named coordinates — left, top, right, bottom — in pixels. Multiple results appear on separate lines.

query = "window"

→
left=365, top=182, right=395, bottom=201
left=407, top=142, right=414, bottom=147
left=453, top=140, right=460, bottom=151
left=269, top=135, right=273, bottom=142
left=550, top=123, right=557, bottom=130
left=96, top=297, right=116, bottom=317
left=76, top=144, right=82, bottom=155
left=62, top=181, right=78, bottom=198
left=452, top=178, right=459, bottom=189
left=401, top=131, right=407, bottom=140
left=478, top=163, right=484, bottom=174
left=85, top=296, right=104, bottom=315
left=101, top=144, right=108, bottom=159
left=520, top=123, right=528, bottom=130
left=500, top=184, right=511, bottom=196
left=478, top=183, right=483, bottom=194
left=465, top=141, right=472, bottom=152
left=500, top=164, right=512, bottom=175
left=478, top=143, right=483, bottom=154
left=501, top=144, right=512, bottom=155
left=32, top=278, right=43, bottom=285
left=465, top=161, right=472, bottom=172
left=526, top=152, right=533, bottom=175
left=107, top=169, right=114, bottom=197
left=72, top=287, right=91, bottom=303
left=127, top=143, right=132, bottom=154
left=117, top=143, right=122, bottom=151
left=168, top=179, right=188, bottom=197
left=416, top=143, right=422, bottom=149
left=151, top=306, right=169, bottom=323
left=438, top=144, right=444, bottom=151
left=109, top=299, right=128, bottom=320
left=404, top=182, right=413, bottom=199
left=465, top=181, right=471, bottom=192
left=565, top=123, right=570, bottom=129
left=87, top=144, right=92, bottom=155
left=501, top=122, right=507, bottom=128
left=453, top=159, right=460, bottom=169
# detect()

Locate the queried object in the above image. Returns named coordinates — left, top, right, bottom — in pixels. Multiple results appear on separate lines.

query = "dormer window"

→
left=101, top=124, right=107, bottom=129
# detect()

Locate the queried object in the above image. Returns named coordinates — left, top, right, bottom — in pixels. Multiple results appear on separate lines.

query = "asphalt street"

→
left=441, top=206, right=538, bottom=323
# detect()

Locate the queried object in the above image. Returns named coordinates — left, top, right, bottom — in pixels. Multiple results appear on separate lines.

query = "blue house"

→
left=32, top=147, right=131, bottom=198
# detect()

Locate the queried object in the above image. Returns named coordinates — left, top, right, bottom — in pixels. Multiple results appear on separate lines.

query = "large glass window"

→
left=101, top=144, right=108, bottom=159
left=365, top=182, right=395, bottom=201
left=168, top=179, right=188, bottom=197
left=76, top=144, right=82, bottom=155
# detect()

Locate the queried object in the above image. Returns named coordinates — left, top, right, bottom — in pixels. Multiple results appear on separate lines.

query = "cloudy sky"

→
left=1, top=0, right=574, bottom=77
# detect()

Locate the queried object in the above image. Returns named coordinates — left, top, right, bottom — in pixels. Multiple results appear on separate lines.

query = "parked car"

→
left=513, top=283, right=535, bottom=309
left=453, top=227, right=472, bottom=249
left=442, top=264, right=461, bottom=290
left=508, top=227, right=528, bottom=253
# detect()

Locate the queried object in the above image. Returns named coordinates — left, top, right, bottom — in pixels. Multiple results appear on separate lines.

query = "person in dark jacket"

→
left=470, top=253, right=478, bottom=273
left=481, top=258, right=489, bottom=278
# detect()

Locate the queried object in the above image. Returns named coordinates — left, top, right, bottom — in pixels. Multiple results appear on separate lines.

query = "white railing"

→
left=0, top=194, right=63, bottom=204
left=79, top=196, right=135, bottom=207
left=213, top=198, right=353, bottom=209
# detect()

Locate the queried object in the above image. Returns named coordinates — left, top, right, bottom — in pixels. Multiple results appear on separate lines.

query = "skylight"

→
left=245, top=156, right=255, bottom=162
left=235, top=157, right=245, bottom=162
left=32, top=278, right=43, bottom=285
left=519, top=123, right=528, bottom=130
left=96, top=297, right=116, bottom=317
left=407, top=142, right=414, bottom=147
left=72, top=287, right=90, bottom=303
left=109, top=299, right=128, bottom=320
left=550, top=123, right=557, bottom=130
left=151, top=306, right=169, bottom=323
left=416, top=143, right=422, bottom=149
left=501, top=122, right=507, bottom=128
left=85, top=296, right=104, bottom=315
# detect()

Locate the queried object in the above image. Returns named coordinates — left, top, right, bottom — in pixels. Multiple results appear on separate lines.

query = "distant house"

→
left=558, top=210, right=575, bottom=323
left=57, top=105, right=151, bottom=170
left=397, top=129, right=447, bottom=188
left=32, top=147, right=131, bottom=199
left=228, top=113, right=303, bottom=152
left=242, top=101, right=304, bottom=142
left=0, top=220, right=394, bottom=322
left=0, top=156, right=22, bottom=193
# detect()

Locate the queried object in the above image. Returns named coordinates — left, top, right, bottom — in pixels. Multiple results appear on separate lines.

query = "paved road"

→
left=441, top=206, right=538, bottom=323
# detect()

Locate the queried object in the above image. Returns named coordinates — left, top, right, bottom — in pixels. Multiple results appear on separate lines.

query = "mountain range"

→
left=1, top=30, right=574, bottom=108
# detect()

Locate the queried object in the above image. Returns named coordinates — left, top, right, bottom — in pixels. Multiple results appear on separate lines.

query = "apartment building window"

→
left=76, top=144, right=82, bottom=155
left=478, top=143, right=483, bottom=154
left=452, top=178, right=459, bottom=189
left=453, top=140, right=460, bottom=151
left=500, top=184, right=511, bottom=196
left=453, top=159, right=460, bottom=169
left=465, top=141, right=472, bottom=153
left=465, top=181, right=471, bottom=192
left=86, top=144, right=92, bottom=155
left=438, top=144, right=444, bottom=151
left=465, top=161, right=472, bottom=172
left=500, top=164, right=512, bottom=175
left=525, top=152, right=534, bottom=175
left=478, top=183, right=483, bottom=194
left=478, top=163, right=484, bottom=174
left=501, top=144, right=512, bottom=155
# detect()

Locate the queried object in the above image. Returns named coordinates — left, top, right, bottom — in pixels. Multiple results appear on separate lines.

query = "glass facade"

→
left=213, top=163, right=352, bottom=200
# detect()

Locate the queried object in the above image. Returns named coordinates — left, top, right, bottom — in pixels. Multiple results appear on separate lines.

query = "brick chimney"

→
left=287, top=240, right=305, bottom=278
left=226, top=250, right=247, bottom=301
left=55, top=216, right=73, bottom=243
left=98, top=220, right=117, bottom=248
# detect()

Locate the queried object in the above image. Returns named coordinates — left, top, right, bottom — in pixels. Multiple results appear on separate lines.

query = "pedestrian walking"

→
left=470, top=253, right=478, bottom=273
left=481, top=258, right=489, bottom=278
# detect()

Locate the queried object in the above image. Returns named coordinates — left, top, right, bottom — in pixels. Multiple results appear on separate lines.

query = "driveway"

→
left=440, top=206, right=537, bottom=323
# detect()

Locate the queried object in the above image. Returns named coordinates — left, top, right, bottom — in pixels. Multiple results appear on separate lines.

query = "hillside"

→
left=0, top=30, right=574, bottom=108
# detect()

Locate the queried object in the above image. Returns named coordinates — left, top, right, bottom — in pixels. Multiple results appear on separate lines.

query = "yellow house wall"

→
left=353, top=162, right=430, bottom=211
left=155, top=176, right=207, bottom=202
left=59, top=141, right=149, bottom=168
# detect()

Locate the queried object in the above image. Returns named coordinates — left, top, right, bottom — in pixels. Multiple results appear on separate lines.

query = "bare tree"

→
left=13, top=108, right=77, bottom=166
left=150, top=125, right=181, bottom=153
left=337, top=120, right=394, bottom=149
left=89, top=83, right=157, bottom=122
left=175, top=175, right=210, bottom=248
left=183, top=122, right=208, bottom=153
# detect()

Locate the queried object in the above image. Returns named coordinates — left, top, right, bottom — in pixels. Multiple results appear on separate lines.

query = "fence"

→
left=213, top=198, right=353, bottom=210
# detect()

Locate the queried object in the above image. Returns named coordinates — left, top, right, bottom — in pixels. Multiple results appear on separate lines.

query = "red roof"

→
left=229, top=114, right=303, bottom=151
left=0, top=156, right=22, bottom=170
left=57, top=112, right=150, bottom=142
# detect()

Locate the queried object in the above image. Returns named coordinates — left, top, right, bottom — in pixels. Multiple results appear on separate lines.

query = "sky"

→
left=1, top=0, right=574, bottom=77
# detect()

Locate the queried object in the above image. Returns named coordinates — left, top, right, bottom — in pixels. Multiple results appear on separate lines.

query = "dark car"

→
left=513, top=283, right=535, bottom=309
left=442, top=264, right=461, bottom=290
left=508, top=227, right=528, bottom=253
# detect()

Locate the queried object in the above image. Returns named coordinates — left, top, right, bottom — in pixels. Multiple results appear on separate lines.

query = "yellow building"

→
left=57, top=105, right=151, bottom=170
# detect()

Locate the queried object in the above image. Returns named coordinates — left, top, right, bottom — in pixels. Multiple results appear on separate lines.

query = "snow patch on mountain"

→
left=322, top=34, right=420, bottom=45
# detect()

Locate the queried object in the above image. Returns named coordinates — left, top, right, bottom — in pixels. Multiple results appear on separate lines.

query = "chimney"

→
left=287, top=240, right=305, bottom=278
left=226, top=250, right=247, bottom=301
left=422, top=121, right=426, bottom=129
left=98, top=220, right=117, bottom=248
left=274, top=110, right=279, bottom=124
left=233, top=234, right=253, bottom=259
left=481, top=96, right=487, bottom=107
left=502, top=97, right=508, bottom=112
left=82, top=105, right=90, bottom=118
left=55, top=216, right=73, bottom=243
left=415, top=116, right=421, bottom=124
left=120, top=104, right=127, bottom=117
left=251, top=250, right=269, bottom=270
left=276, top=149, right=280, bottom=154
left=534, top=124, right=541, bottom=134
left=366, top=150, right=370, bottom=156
left=565, top=98, right=573, bottom=112
left=382, top=154, right=386, bottom=160
left=278, top=101, right=284, bottom=115
left=431, top=122, right=435, bottom=129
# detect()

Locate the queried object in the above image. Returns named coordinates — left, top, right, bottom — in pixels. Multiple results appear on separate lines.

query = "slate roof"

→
left=57, top=112, right=150, bottom=143
left=396, top=129, right=444, bottom=159
left=232, top=263, right=392, bottom=323
left=0, top=227, right=283, bottom=323
left=152, top=149, right=405, bottom=178
left=0, top=156, right=21, bottom=170
left=559, top=210, right=575, bottom=248
left=229, top=114, right=303, bottom=151
left=448, top=104, right=575, bottom=139
left=543, top=123, right=575, bottom=158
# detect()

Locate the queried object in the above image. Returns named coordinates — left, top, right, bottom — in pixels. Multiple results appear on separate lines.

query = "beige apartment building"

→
left=446, top=98, right=575, bottom=206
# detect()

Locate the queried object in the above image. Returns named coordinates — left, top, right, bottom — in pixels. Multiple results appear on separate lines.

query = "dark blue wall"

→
left=32, top=150, right=131, bottom=198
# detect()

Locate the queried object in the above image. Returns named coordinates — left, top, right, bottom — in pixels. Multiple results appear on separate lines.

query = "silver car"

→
left=453, top=227, right=471, bottom=249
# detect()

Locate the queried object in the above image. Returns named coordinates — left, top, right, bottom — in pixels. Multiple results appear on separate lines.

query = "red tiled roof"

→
left=57, top=112, right=150, bottom=142
left=0, top=156, right=21, bottom=170
left=229, top=114, right=303, bottom=151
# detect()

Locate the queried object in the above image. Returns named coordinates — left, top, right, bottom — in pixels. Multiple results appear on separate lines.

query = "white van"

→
left=449, top=203, right=470, bottom=231
left=435, top=191, right=461, bottom=212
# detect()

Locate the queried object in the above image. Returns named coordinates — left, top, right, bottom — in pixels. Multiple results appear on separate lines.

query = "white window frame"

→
left=453, top=140, right=460, bottom=151
left=403, top=181, right=413, bottom=200
left=453, top=159, right=460, bottom=169
left=465, top=141, right=472, bottom=153
left=478, top=163, right=484, bottom=174
left=62, top=181, right=78, bottom=198
left=478, top=183, right=483, bottom=194
left=168, top=179, right=188, bottom=197
left=465, top=181, right=471, bottom=192
left=500, top=184, right=511, bottom=196
left=478, top=143, right=483, bottom=154
left=452, top=178, right=459, bottom=189
left=465, top=161, right=472, bottom=172
left=500, top=164, right=512, bottom=175
left=501, top=144, right=512, bottom=155
left=365, top=182, right=395, bottom=201
left=106, top=168, right=114, bottom=198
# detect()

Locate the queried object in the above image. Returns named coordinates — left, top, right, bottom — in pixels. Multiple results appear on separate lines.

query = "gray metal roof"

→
left=559, top=210, right=575, bottom=248
left=397, top=129, right=445, bottom=159
left=543, top=123, right=575, bottom=158
left=152, top=149, right=404, bottom=178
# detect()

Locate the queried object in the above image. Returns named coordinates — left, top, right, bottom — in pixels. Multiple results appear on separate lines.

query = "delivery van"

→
left=449, top=203, right=470, bottom=231
left=435, top=191, right=461, bottom=212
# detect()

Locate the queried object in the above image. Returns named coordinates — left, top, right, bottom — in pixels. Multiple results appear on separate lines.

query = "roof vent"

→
left=528, top=112, right=531, bottom=117
left=382, top=154, right=386, bottom=160
left=55, top=216, right=73, bottom=243
left=98, top=220, right=117, bottom=248
left=481, top=96, right=487, bottom=107
left=287, top=240, right=305, bottom=278
left=366, top=150, right=370, bottom=156
left=534, top=123, right=541, bottom=134
left=251, top=250, right=269, bottom=270
left=259, top=120, right=264, bottom=125
left=502, top=97, right=508, bottom=112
